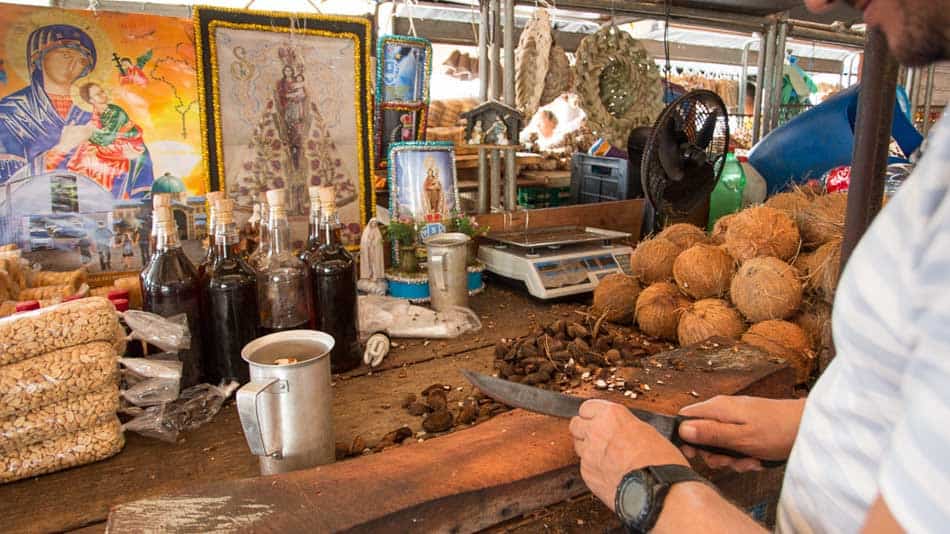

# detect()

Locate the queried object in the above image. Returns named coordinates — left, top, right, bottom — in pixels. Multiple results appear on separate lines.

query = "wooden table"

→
left=0, top=285, right=793, bottom=533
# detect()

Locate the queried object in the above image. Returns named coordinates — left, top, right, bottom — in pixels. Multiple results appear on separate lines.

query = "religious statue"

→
left=488, top=116, right=509, bottom=145
left=469, top=120, right=484, bottom=144
left=421, top=156, right=446, bottom=219
left=357, top=218, right=387, bottom=295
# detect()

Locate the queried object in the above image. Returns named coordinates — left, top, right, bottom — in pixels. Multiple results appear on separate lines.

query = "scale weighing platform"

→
left=478, top=226, right=634, bottom=299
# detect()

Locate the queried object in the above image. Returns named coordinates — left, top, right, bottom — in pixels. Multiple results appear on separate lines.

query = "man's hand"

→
left=569, top=399, right=688, bottom=511
left=677, top=396, right=806, bottom=472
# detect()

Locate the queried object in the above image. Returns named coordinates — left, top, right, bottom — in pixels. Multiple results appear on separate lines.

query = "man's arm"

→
left=862, top=497, right=904, bottom=534
left=569, top=400, right=768, bottom=533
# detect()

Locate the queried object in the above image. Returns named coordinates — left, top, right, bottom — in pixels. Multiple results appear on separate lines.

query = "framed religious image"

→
left=387, top=142, right=457, bottom=235
left=0, top=4, right=205, bottom=276
left=194, top=7, right=374, bottom=246
left=376, top=104, right=427, bottom=170
left=377, top=35, right=431, bottom=105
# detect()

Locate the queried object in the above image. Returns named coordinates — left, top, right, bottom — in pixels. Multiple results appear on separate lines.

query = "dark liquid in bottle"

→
left=205, top=271, right=259, bottom=384
left=311, top=252, right=361, bottom=373
left=259, top=321, right=310, bottom=336
left=141, top=248, right=204, bottom=387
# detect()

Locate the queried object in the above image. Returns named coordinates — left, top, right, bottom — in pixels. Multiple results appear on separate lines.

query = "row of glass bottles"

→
left=140, top=186, right=362, bottom=386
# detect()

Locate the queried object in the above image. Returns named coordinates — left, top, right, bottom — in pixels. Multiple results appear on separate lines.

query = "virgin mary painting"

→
left=0, top=24, right=154, bottom=199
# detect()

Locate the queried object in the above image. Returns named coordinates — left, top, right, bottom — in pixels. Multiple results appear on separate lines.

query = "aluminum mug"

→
left=237, top=330, right=335, bottom=475
left=424, top=232, right=470, bottom=311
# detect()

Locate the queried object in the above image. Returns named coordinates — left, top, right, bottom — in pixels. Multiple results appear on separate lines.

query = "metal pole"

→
left=908, top=67, right=920, bottom=123
left=769, top=20, right=788, bottom=132
left=503, top=0, right=517, bottom=211
left=739, top=37, right=755, bottom=116
left=751, top=29, right=768, bottom=144
left=840, top=28, right=899, bottom=272
left=489, top=0, right=502, bottom=211
left=922, top=64, right=936, bottom=135
left=758, top=22, right=777, bottom=138
left=477, top=0, right=490, bottom=214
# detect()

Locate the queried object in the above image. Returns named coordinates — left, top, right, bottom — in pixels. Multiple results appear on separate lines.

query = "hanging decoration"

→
left=514, top=9, right=553, bottom=121
left=539, top=44, right=573, bottom=107
left=574, top=25, right=664, bottom=147
left=374, top=34, right=432, bottom=169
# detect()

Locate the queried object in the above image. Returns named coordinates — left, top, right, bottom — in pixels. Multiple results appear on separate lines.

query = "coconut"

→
left=742, top=320, right=814, bottom=383
left=673, top=244, right=736, bottom=299
left=765, top=190, right=811, bottom=234
left=657, top=223, right=707, bottom=251
left=723, top=206, right=801, bottom=262
left=792, top=250, right=817, bottom=280
left=800, top=192, right=847, bottom=247
left=709, top=213, right=735, bottom=245
left=730, top=257, right=803, bottom=322
left=793, top=300, right=833, bottom=352
left=677, top=298, right=745, bottom=346
left=630, top=238, right=680, bottom=285
left=635, top=282, right=691, bottom=340
left=592, top=273, right=640, bottom=324
left=809, top=239, right=842, bottom=304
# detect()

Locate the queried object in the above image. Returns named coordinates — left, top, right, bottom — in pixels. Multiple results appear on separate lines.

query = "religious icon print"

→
left=0, top=4, right=204, bottom=275
left=388, top=142, right=458, bottom=225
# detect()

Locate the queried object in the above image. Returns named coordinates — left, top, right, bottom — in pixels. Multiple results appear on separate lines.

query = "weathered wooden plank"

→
left=107, top=345, right=791, bottom=533
left=473, top=199, right=645, bottom=239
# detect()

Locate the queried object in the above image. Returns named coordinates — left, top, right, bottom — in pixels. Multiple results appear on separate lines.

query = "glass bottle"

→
left=197, top=191, right=225, bottom=282
left=148, top=193, right=172, bottom=255
left=257, top=189, right=312, bottom=334
left=248, top=193, right=271, bottom=270
left=298, top=186, right=324, bottom=263
left=140, top=204, right=204, bottom=387
left=309, top=186, right=361, bottom=373
left=204, top=199, right=260, bottom=384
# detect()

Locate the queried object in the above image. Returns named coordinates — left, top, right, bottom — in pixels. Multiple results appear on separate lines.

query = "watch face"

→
left=619, top=471, right=653, bottom=523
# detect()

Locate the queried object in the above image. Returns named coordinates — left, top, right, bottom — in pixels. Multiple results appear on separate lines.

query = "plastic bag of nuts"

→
left=0, top=341, right=119, bottom=419
left=0, top=297, right=119, bottom=366
left=0, top=418, right=124, bottom=484
left=0, top=385, right=119, bottom=454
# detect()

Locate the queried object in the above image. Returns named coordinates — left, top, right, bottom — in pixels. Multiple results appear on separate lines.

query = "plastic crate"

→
left=570, top=153, right=642, bottom=204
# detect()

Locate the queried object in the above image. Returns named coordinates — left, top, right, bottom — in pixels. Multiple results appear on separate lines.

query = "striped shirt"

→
left=777, top=110, right=950, bottom=533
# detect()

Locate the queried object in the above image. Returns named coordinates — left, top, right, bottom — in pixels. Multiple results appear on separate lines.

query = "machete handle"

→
left=670, top=416, right=787, bottom=469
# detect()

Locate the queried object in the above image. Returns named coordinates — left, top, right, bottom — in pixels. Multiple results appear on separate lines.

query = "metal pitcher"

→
left=424, top=232, right=470, bottom=311
left=237, top=330, right=335, bottom=476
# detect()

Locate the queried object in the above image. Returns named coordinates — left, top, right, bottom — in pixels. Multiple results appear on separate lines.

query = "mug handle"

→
left=237, top=378, right=281, bottom=458
left=430, top=254, right=447, bottom=290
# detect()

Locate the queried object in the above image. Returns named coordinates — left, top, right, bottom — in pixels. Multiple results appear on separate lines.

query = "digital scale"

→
left=478, top=226, right=634, bottom=299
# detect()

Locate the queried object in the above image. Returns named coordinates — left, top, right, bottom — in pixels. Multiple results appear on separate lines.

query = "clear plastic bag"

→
left=0, top=385, right=119, bottom=454
left=121, top=310, right=191, bottom=352
left=0, top=341, right=119, bottom=419
left=122, top=382, right=238, bottom=443
left=0, top=297, right=119, bottom=366
left=358, top=295, right=482, bottom=339
left=0, top=418, right=124, bottom=484
left=120, top=356, right=182, bottom=407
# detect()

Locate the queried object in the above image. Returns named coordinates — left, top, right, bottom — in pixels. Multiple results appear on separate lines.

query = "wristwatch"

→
left=614, top=464, right=712, bottom=533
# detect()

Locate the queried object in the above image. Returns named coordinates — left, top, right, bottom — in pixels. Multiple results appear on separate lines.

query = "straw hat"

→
left=515, top=9, right=553, bottom=120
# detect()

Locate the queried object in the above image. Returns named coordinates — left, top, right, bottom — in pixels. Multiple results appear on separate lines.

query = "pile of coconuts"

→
left=593, top=191, right=848, bottom=385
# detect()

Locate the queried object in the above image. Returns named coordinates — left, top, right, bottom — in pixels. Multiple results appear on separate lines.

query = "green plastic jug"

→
left=707, top=153, right=747, bottom=232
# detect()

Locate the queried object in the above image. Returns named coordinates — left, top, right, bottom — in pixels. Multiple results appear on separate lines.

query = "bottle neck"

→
left=154, top=219, right=181, bottom=252
left=319, top=210, right=342, bottom=247
left=214, top=221, right=241, bottom=260
left=268, top=207, right=291, bottom=255
left=308, top=203, right=322, bottom=244
left=257, top=205, right=271, bottom=251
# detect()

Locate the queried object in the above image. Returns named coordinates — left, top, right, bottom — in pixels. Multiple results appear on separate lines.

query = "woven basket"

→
left=515, top=9, right=553, bottom=120
left=540, top=45, right=573, bottom=107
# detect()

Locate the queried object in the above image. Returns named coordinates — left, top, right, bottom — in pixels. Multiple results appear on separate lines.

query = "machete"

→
left=462, top=370, right=784, bottom=468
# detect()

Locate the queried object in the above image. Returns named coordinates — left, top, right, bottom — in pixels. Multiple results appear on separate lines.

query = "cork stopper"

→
left=216, top=199, right=234, bottom=225
left=153, top=194, right=171, bottom=208
left=266, top=189, right=286, bottom=207
left=318, top=186, right=336, bottom=214
left=207, top=191, right=224, bottom=202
